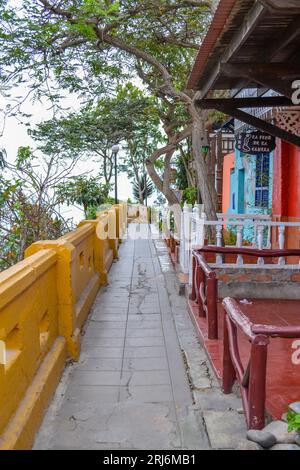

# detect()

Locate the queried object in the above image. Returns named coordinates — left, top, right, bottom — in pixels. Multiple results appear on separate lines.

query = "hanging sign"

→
left=235, top=131, right=276, bottom=155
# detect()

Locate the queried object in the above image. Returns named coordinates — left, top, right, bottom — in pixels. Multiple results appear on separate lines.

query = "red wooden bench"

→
left=222, top=297, right=300, bottom=430
left=190, top=246, right=300, bottom=429
left=190, top=246, right=300, bottom=340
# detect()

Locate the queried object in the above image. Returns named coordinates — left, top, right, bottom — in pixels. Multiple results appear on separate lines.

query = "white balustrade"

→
left=257, top=225, right=265, bottom=265
left=236, top=225, right=243, bottom=265
left=187, top=210, right=300, bottom=268
left=278, top=225, right=286, bottom=265
left=180, top=203, right=192, bottom=274
left=156, top=205, right=300, bottom=271
left=216, top=225, right=223, bottom=265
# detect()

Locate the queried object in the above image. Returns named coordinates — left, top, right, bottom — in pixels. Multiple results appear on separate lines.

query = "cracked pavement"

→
left=33, top=224, right=247, bottom=450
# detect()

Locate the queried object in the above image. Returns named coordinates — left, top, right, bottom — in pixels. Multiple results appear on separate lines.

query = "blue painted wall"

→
left=228, top=149, right=273, bottom=240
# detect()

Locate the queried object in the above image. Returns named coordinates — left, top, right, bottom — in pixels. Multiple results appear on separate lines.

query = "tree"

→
left=132, top=173, right=154, bottom=205
left=118, top=90, right=163, bottom=204
left=56, top=174, right=110, bottom=218
left=0, top=147, right=75, bottom=271
left=0, top=0, right=219, bottom=218
left=175, top=137, right=197, bottom=189
left=30, top=84, right=157, bottom=186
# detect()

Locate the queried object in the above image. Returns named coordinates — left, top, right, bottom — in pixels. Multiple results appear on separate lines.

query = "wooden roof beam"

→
left=259, top=0, right=300, bottom=13
left=221, top=63, right=300, bottom=78
left=197, top=96, right=294, bottom=109
left=202, top=105, right=300, bottom=148
left=196, top=1, right=266, bottom=98
left=221, top=63, right=296, bottom=98
left=262, top=15, right=300, bottom=62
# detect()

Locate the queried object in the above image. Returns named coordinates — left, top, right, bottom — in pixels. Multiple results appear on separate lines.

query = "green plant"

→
left=287, top=411, right=300, bottom=433
left=56, top=175, right=110, bottom=218
left=132, top=174, right=154, bottom=204
left=223, top=229, right=237, bottom=246
left=85, top=205, right=98, bottom=220
left=182, top=187, right=197, bottom=206
left=0, top=147, right=73, bottom=271
left=223, top=228, right=252, bottom=246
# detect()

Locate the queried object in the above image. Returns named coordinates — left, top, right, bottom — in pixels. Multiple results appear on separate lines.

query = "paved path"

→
left=34, top=224, right=246, bottom=450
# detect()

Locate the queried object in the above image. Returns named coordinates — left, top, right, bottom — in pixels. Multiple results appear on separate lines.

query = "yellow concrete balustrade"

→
left=0, top=205, right=127, bottom=450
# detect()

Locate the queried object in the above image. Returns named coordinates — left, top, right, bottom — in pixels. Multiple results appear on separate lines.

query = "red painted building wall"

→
left=272, top=140, right=300, bottom=249
left=273, top=140, right=300, bottom=219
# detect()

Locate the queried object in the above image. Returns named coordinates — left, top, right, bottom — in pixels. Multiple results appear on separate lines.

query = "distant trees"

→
left=30, top=85, right=156, bottom=187
left=0, top=147, right=76, bottom=271
left=56, top=174, right=110, bottom=219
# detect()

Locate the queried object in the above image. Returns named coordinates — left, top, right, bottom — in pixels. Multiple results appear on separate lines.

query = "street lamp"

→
left=111, top=144, right=120, bottom=204
left=201, top=132, right=210, bottom=157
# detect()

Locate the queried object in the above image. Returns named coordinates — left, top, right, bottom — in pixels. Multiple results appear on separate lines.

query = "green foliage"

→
left=132, top=174, right=154, bottom=204
left=182, top=187, right=197, bottom=206
left=287, top=411, right=300, bottom=433
left=175, top=156, right=189, bottom=190
left=0, top=150, right=71, bottom=271
left=0, top=0, right=211, bottom=118
left=30, top=83, right=159, bottom=186
left=56, top=175, right=110, bottom=218
left=16, top=145, right=32, bottom=169
left=223, top=229, right=237, bottom=246
left=0, top=0, right=214, bottom=213
left=85, top=205, right=98, bottom=220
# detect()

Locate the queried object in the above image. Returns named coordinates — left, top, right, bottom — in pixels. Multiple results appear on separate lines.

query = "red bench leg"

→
left=222, top=312, right=236, bottom=394
left=207, top=275, right=218, bottom=339
left=248, top=336, right=269, bottom=429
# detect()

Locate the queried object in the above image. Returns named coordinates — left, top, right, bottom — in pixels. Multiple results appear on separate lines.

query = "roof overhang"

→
left=187, top=0, right=300, bottom=147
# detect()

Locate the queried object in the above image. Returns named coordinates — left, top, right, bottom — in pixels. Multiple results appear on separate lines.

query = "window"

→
left=255, top=153, right=270, bottom=208
left=222, top=138, right=234, bottom=152
left=232, top=193, right=235, bottom=210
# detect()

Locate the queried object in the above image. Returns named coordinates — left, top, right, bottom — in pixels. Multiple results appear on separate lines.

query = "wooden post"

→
left=248, top=335, right=269, bottom=429
left=222, top=314, right=236, bottom=394
left=198, top=266, right=205, bottom=317
left=216, top=132, right=223, bottom=212
left=190, top=255, right=197, bottom=301
left=207, top=274, right=218, bottom=339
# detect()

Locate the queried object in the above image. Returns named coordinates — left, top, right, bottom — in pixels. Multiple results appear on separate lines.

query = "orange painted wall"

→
left=222, top=152, right=235, bottom=214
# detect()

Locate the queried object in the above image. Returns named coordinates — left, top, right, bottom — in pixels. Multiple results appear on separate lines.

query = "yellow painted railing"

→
left=0, top=204, right=127, bottom=450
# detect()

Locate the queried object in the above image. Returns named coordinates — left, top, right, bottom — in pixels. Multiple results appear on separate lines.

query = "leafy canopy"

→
left=56, top=174, right=110, bottom=216
left=0, top=1, right=211, bottom=105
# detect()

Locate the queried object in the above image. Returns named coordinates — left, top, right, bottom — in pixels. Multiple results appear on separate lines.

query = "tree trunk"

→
left=138, top=179, right=144, bottom=205
left=188, top=106, right=218, bottom=221
left=146, top=157, right=179, bottom=205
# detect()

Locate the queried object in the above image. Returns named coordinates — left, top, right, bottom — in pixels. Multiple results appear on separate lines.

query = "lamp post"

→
left=200, top=132, right=210, bottom=204
left=111, top=144, right=120, bottom=204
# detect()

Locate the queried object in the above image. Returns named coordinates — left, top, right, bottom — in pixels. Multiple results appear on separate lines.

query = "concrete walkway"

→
left=34, top=224, right=247, bottom=450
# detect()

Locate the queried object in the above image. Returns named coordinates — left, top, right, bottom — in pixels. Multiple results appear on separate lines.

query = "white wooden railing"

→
left=176, top=205, right=300, bottom=274
left=203, top=219, right=300, bottom=267
left=150, top=204, right=300, bottom=273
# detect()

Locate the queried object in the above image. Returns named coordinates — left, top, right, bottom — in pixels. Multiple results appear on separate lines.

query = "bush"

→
left=287, top=411, right=300, bottom=433
left=182, top=187, right=197, bottom=206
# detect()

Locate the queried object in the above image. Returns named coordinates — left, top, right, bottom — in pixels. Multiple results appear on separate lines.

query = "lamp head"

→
left=111, top=144, right=120, bottom=153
